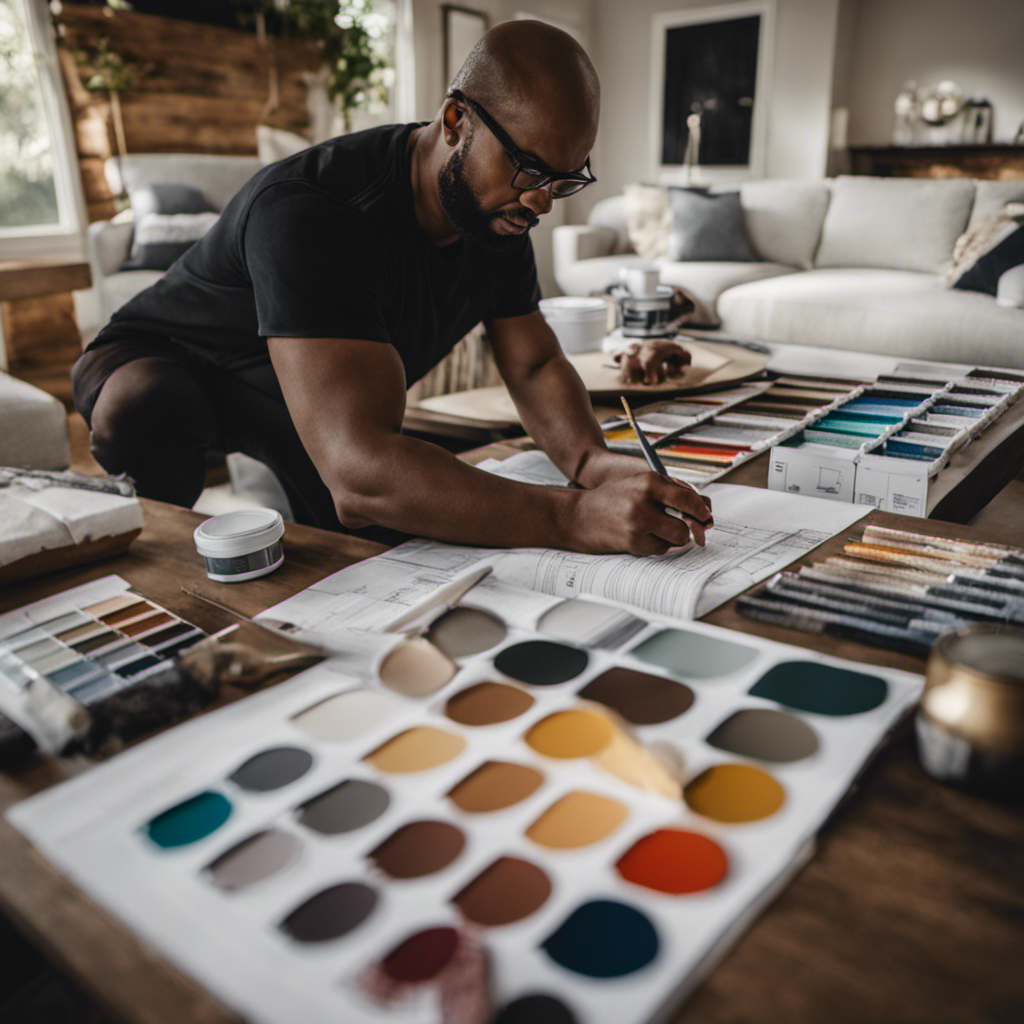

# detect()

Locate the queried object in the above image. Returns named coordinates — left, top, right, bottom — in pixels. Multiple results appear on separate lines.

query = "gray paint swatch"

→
left=229, top=747, right=313, bottom=792
left=426, top=606, right=508, bottom=658
left=297, top=779, right=390, bottom=835
left=706, top=708, right=820, bottom=763
left=279, top=882, right=378, bottom=943
left=205, top=829, right=301, bottom=891
left=630, top=628, right=758, bottom=680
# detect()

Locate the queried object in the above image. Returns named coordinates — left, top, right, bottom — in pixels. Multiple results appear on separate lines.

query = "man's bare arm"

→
left=267, top=336, right=702, bottom=554
left=485, top=311, right=713, bottom=540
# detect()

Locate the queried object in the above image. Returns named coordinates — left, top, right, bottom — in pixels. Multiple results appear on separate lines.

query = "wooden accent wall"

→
left=54, top=5, right=323, bottom=221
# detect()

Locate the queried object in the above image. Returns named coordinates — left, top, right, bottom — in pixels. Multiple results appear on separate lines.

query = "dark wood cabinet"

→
left=848, top=144, right=1024, bottom=180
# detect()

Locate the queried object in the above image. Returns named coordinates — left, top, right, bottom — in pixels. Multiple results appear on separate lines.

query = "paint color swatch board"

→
left=603, top=376, right=861, bottom=486
left=0, top=576, right=207, bottom=741
left=10, top=583, right=922, bottom=1024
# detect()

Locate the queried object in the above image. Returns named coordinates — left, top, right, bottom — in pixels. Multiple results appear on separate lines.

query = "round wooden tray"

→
left=416, top=339, right=769, bottom=429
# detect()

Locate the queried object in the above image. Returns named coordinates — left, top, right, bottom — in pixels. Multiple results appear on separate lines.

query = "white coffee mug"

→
left=625, top=266, right=660, bottom=297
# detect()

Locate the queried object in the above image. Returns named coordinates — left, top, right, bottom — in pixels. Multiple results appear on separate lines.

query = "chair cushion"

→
left=739, top=180, right=831, bottom=269
left=667, top=189, right=757, bottom=262
left=967, top=179, right=1024, bottom=232
left=717, top=268, right=1024, bottom=367
left=952, top=222, right=1024, bottom=297
left=815, top=176, right=974, bottom=273
left=624, top=183, right=672, bottom=260
left=122, top=211, right=220, bottom=271
left=128, top=183, right=216, bottom=218
left=102, top=269, right=164, bottom=317
left=0, top=372, right=70, bottom=471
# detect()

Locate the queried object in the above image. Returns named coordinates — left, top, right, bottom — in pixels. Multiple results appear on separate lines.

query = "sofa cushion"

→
left=0, top=372, right=70, bottom=471
left=109, top=154, right=262, bottom=212
left=815, top=176, right=974, bottom=273
left=739, top=180, right=831, bottom=269
left=102, top=269, right=164, bottom=318
left=717, top=268, right=1024, bottom=367
left=967, top=179, right=1024, bottom=232
left=667, top=189, right=757, bottom=262
left=555, top=254, right=795, bottom=311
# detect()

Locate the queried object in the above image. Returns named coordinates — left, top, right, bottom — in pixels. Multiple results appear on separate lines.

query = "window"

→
left=0, top=0, right=85, bottom=252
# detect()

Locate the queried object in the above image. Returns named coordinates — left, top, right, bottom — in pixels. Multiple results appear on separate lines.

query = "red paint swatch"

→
left=615, top=828, right=728, bottom=895
left=382, top=926, right=460, bottom=982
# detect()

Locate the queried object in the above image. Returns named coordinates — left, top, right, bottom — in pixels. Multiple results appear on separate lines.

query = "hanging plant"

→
left=73, top=37, right=153, bottom=163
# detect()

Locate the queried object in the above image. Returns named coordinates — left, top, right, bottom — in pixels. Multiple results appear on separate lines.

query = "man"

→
left=73, top=20, right=713, bottom=555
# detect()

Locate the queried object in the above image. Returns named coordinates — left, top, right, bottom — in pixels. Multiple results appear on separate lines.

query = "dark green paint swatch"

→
left=145, top=791, right=232, bottom=848
left=751, top=661, right=888, bottom=716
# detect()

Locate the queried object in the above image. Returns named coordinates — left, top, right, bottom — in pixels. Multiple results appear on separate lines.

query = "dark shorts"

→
left=71, top=334, right=341, bottom=529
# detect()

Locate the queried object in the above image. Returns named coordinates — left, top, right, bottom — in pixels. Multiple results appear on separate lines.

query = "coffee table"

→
left=1, top=496, right=1022, bottom=1024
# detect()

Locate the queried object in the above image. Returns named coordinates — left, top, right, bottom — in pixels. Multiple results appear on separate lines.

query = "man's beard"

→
left=437, top=135, right=537, bottom=252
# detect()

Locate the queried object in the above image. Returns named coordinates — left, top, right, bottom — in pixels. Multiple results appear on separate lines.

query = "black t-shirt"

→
left=94, top=123, right=541, bottom=387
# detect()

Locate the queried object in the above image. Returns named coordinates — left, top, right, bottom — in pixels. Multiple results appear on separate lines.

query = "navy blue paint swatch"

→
left=542, top=899, right=659, bottom=977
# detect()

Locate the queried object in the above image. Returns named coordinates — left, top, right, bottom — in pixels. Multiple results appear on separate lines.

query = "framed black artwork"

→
left=651, top=1, right=774, bottom=177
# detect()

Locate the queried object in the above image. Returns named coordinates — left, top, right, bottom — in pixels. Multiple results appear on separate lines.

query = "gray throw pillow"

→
left=123, top=183, right=218, bottom=271
left=667, top=188, right=757, bottom=262
left=129, top=182, right=217, bottom=218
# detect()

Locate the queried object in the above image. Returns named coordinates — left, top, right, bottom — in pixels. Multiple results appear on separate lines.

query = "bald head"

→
left=450, top=20, right=599, bottom=143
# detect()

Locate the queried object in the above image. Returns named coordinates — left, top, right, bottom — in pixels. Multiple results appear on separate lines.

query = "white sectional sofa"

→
left=87, top=153, right=261, bottom=322
left=553, top=176, right=1024, bottom=367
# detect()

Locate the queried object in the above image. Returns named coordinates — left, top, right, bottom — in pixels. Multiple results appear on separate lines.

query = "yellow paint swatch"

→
left=684, top=763, right=785, bottom=823
left=526, top=791, right=628, bottom=849
left=365, top=727, right=466, bottom=773
left=524, top=709, right=614, bottom=759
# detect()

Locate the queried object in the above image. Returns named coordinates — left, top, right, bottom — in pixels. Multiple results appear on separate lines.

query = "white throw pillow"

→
left=256, top=124, right=311, bottom=165
left=739, top=180, right=831, bottom=269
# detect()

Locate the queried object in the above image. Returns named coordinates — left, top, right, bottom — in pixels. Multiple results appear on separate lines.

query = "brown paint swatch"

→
left=379, top=638, right=457, bottom=697
left=279, top=882, right=378, bottom=943
left=684, top=763, right=785, bottom=823
left=453, top=856, right=551, bottom=926
left=578, top=667, right=695, bottom=725
left=706, top=708, right=819, bottom=763
left=121, top=611, right=174, bottom=637
left=426, top=606, right=508, bottom=658
left=365, top=726, right=466, bottom=773
left=448, top=761, right=544, bottom=813
left=445, top=681, right=535, bottom=727
left=100, top=600, right=151, bottom=626
left=205, top=829, right=301, bottom=891
left=369, top=820, right=466, bottom=878
left=526, top=792, right=628, bottom=850
left=82, top=594, right=140, bottom=618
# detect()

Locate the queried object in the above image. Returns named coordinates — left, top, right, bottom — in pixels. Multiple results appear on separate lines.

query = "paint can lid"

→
left=194, top=508, right=284, bottom=558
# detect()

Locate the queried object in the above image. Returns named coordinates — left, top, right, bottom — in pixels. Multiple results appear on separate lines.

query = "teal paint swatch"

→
left=751, top=661, right=888, bottom=716
left=630, top=628, right=758, bottom=680
left=145, top=791, right=232, bottom=848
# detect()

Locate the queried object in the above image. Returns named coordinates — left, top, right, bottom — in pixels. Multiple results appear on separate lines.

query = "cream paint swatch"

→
left=291, top=689, right=401, bottom=743
left=365, top=727, right=466, bottom=773
left=378, top=638, right=457, bottom=697
left=526, top=792, right=628, bottom=849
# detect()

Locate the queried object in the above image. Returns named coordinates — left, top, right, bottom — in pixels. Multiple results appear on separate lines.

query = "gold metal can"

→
left=917, top=624, right=1024, bottom=795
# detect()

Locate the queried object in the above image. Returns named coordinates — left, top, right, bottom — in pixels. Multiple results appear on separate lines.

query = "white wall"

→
left=844, top=0, right=1024, bottom=145
left=585, top=0, right=840, bottom=212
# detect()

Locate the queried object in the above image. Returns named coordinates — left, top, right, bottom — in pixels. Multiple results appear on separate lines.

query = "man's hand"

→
left=614, top=339, right=692, bottom=385
left=567, top=471, right=714, bottom=554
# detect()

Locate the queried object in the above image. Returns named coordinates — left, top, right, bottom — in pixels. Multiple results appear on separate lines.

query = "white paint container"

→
left=193, top=508, right=285, bottom=583
left=539, top=296, right=608, bottom=353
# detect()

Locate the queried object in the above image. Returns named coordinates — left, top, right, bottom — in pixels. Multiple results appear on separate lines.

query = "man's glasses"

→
left=449, top=89, right=596, bottom=198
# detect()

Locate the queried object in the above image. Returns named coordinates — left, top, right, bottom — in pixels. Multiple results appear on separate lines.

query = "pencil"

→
left=620, top=398, right=713, bottom=528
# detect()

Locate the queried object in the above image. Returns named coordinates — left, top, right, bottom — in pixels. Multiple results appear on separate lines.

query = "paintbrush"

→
left=620, top=397, right=713, bottom=528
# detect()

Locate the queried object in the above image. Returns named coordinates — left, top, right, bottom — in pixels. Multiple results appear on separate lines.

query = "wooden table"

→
left=1, top=500, right=1023, bottom=1024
